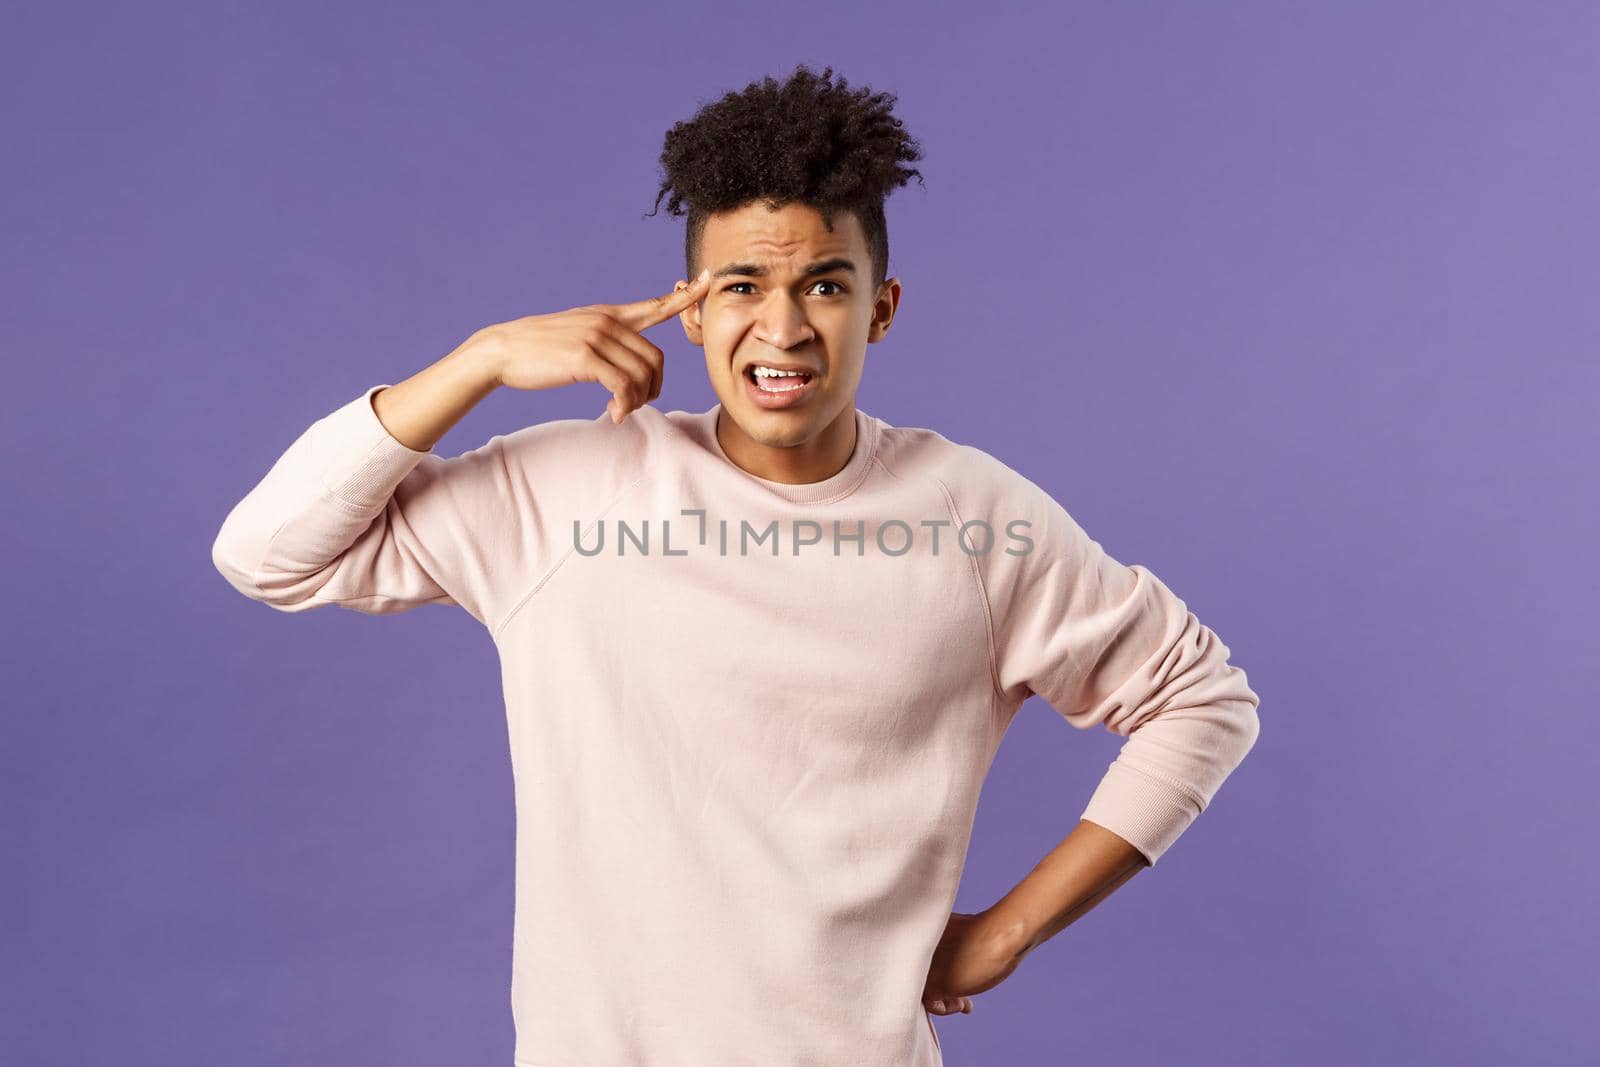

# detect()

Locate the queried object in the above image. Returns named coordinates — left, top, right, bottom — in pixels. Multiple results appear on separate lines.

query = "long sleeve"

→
left=211, top=383, right=541, bottom=631
left=968, top=452, right=1261, bottom=866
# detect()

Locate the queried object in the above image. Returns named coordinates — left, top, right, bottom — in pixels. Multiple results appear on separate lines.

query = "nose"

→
left=752, top=291, right=816, bottom=350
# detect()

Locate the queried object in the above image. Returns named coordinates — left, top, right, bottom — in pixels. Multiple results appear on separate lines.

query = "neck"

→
left=715, top=405, right=858, bottom=484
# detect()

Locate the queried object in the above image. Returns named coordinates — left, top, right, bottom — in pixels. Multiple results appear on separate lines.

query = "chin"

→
left=727, top=397, right=824, bottom=445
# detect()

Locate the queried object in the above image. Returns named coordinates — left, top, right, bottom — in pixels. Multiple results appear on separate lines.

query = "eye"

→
left=722, top=281, right=848, bottom=296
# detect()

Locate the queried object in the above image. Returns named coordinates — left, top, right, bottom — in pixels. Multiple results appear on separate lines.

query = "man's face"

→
left=676, top=200, right=900, bottom=453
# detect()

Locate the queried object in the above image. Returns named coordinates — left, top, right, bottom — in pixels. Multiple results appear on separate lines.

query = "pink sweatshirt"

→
left=212, top=384, right=1261, bottom=1066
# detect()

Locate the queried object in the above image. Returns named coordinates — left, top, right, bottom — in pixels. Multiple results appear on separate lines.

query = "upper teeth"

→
left=754, top=366, right=807, bottom=378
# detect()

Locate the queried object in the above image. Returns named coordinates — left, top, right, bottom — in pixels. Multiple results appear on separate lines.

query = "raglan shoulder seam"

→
left=489, top=417, right=687, bottom=642
left=872, top=438, right=1010, bottom=711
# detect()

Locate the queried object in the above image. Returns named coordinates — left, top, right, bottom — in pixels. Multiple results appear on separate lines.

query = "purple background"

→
left=6, top=3, right=1596, bottom=1064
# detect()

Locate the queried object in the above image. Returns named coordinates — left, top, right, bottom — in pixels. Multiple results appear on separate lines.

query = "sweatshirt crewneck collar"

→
left=700, top=403, right=880, bottom=505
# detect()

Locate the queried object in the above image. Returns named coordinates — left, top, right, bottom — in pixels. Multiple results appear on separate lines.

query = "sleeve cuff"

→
left=1079, top=759, right=1205, bottom=867
left=314, top=383, right=433, bottom=510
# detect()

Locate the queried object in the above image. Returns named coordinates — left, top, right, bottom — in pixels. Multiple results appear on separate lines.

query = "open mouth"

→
left=743, top=364, right=819, bottom=409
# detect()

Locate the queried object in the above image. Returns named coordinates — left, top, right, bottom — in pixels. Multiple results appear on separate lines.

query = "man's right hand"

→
left=474, top=267, right=713, bottom=424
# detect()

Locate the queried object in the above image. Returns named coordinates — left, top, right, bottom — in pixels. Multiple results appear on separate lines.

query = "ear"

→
left=676, top=281, right=705, bottom=345
left=866, top=276, right=902, bottom=343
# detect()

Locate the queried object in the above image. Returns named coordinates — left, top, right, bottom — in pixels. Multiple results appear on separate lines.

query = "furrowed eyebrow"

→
left=711, top=257, right=857, bottom=280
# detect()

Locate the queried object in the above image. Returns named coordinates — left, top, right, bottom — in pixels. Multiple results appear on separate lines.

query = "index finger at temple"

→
left=616, top=268, right=711, bottom=332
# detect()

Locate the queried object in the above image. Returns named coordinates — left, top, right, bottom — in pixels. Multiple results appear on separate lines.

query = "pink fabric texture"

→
left=213, top=384, right=1261, bottom=1065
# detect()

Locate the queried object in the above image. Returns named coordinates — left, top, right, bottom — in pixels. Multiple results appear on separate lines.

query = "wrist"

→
left=977, top=905, right=1036, bottom=965
left=452, top=329, right=509, bottom=390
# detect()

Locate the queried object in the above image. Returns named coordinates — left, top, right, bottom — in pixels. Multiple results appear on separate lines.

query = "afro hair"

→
left=647, top=63, right=925, bottom=293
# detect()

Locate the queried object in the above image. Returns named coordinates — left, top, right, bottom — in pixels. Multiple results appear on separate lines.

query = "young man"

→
left=212, top=65, right=1260, bottom=1066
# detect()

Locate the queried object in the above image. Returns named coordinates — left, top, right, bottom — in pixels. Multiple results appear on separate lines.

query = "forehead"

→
left=701, top=201, right=867, bottom=269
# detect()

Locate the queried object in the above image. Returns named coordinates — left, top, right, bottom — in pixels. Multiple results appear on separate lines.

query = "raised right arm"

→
left=209, top=335, right=525, bottom=627
left=210, top=269, right=712, bottom=629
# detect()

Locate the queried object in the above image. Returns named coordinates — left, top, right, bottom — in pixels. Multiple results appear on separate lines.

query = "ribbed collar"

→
left=698, top=403, right=880, bottom=505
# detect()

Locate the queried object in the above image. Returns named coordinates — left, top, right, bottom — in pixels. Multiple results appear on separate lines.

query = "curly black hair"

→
left=646, top=63, right=925, bottom=293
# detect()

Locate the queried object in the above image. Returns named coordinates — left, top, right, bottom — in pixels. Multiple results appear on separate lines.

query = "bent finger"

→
left=594, top=318, right=666, bottom=402
left=589, top=339, right=654, bottom=421
left=581, top=350, right=633, bottom=422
